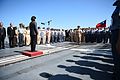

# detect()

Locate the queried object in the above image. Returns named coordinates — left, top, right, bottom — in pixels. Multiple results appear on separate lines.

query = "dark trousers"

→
left=103, top=36, right=109, bottom=43
left=85, top=35, right=89, bottom=43
left=0, top=36, right=5, bottom=49
left=51, top=35, right=54, bottom=43
left=30, top=35, right=37, bottom=52
left=58, top=35, right=62, bottom=42
left=111, top=29, right=120, bottom=80
left=19, top=33, right=24, bottom=47
left=96, top=35, right=102, bottom=43
left=62, top=36, right=65, bottom=42
left=9, top=37, right=14, bottom=48
left=54, top=36, right=58, bottom=43
left=90, top=34, right=96, bottom=43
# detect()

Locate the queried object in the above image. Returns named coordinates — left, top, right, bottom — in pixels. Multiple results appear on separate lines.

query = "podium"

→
left=22, top=50, right=43, bottom=57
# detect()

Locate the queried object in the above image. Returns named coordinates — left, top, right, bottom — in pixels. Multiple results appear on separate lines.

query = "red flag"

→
left=96, top=20, right=106, bottom=28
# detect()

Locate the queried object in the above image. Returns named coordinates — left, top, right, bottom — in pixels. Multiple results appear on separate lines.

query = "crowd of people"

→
left=0, top=21, right=111, bottom=50
left=66, top=26, right=111, bottom=44
left=0, top=0, right=119, bottom=79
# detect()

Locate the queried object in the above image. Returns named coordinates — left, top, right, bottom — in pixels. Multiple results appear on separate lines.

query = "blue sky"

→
left=0, top=0, right=115, bottom=29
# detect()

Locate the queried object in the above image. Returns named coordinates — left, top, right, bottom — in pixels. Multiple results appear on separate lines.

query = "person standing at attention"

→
left=111, top=0, right=120, bottom=80
left=0, top=22, right=6, bottom=49
left=7, top=23, right=14, bottom=48
left=29, top=16, right=38, bottom=52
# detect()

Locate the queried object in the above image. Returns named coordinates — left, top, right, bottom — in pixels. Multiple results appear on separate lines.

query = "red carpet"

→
left=22, top=50, right=43, bottom=57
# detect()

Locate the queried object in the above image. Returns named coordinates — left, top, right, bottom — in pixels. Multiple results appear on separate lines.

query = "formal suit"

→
left=0, top=27, right=6, bottom=49
left=29, top=21, right=38, bottom=52
left=7, top=27, right=14, bottom=48
left=111, top=5, right=120, bottom=80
